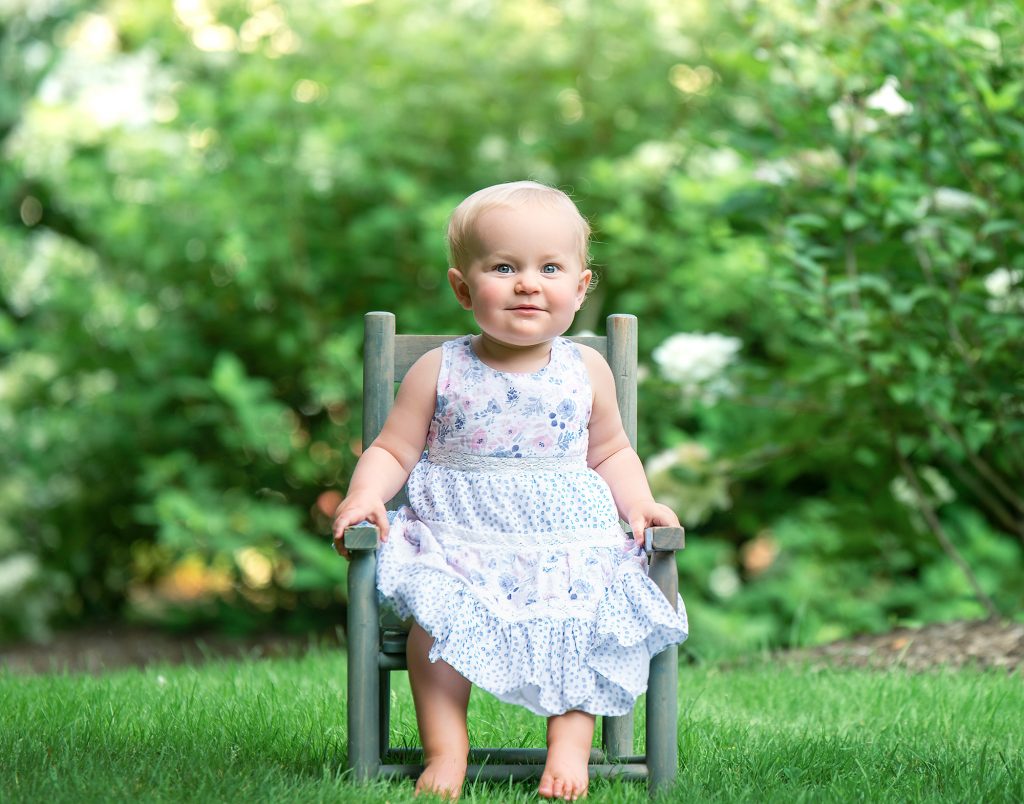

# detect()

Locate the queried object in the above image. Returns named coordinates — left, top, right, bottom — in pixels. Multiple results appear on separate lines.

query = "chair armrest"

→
left=344, top=524, right=683, bottom=551
left=645, top=526, right=685, bottom=553
left=344, top=524, right=381, bottom=550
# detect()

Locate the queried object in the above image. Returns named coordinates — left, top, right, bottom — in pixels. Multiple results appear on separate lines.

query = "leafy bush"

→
left=643, top=0, right=1024, bottom=652
left=1, top=0, right=1021, bottom=644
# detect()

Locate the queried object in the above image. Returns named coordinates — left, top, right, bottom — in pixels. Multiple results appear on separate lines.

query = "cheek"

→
left=470, top=282, right=506, bottom=311
left=550, top=283, right=582, bottom=308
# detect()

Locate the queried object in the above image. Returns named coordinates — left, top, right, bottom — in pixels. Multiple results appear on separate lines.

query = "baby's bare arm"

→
left=332, top=349, right=441, bottom=556
left=581, top=347, right=680, bottom=544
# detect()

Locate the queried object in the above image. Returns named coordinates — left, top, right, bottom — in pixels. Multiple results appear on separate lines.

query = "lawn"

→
left=1, top=650, right=1020, bottom=802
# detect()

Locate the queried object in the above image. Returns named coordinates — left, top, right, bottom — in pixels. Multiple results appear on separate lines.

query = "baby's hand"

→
left=331, top=491, right=389, bottom=560
left=625, top=500, right=680, bottom=548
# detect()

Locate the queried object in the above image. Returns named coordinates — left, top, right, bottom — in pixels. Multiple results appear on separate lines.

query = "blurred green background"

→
left=1, top=0, right=1022, bottom=656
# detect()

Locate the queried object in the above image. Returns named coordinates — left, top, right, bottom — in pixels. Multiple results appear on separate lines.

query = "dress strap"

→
left=435, top=336, right=464, bottom=397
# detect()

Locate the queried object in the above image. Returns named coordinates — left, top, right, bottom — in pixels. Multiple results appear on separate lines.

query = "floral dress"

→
left=376, top=335, right=688, bottom=717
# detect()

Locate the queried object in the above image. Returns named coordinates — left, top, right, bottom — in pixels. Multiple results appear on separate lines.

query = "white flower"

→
left=795, top=147, right=843, bottom=174
left=687, top=147, right=742, bottom=179
left=984, top=267, right=1021, bottom=298
left=476, top=135, right=508, bottom=163
left=5, top=39, right=177, bottom=181
left=709, top=565, right=740, bottom=599
left=865, top=76, right=914, bottom=116
left=889, top=467, right=955, bottom=509
left=752, top=150, right=842, bottom=186
left=911, top=187, right=988, bottom=220
left=964, top=27, right=1001, bottom=54
left=39, top=48, right=170, bottom=130
left=633, top=141, right=681, bottom=174
left=645, top=449, right=680, bottom=477
left=921, top=467, right=955, bottom=505
left=653, top=332, right=742, bottom=402
left=4, top=230, right=99, bottom=316
left=753, top=159, right=798, bottom=185
left=0, top=554, right=38, bottom=599
left=828, top=99, right=879, bottom=137
left=984, top=267, right=1024, bottom=313
left=930, top=187, right=987, bottom=215
left=646, top=442, right=711, bottom=477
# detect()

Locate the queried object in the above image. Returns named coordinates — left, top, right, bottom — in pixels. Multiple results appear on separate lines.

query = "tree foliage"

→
left=1, top=0, right=1021, bottom=647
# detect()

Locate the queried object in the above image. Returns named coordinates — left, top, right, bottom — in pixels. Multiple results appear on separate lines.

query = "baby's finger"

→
left=332, top=513, right=354, bottom=542
left=630, top=519, right=646, bottom=547
left=332, top=530, right=350, bottom=559
left=332, top=511, right=366, bottom=554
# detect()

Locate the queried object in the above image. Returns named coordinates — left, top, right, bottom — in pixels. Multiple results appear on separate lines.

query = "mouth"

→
left=509, top=305, right=544, bottom=312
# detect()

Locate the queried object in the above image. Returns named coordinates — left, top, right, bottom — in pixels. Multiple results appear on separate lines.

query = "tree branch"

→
left=926, top=408, right=1024, bottom=516
left=940, top=456, right=1024, bottom=546
left=895, top=449, right=1000, bottom=619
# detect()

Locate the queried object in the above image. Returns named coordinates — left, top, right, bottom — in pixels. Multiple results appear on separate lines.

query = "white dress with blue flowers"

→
left=376, top=335, right=688, bottom=717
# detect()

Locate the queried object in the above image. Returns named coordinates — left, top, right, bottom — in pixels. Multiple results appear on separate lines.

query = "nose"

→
left=515, top=270, right=540, bottom=293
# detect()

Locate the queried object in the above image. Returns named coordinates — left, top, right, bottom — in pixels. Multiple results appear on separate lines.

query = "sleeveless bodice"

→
left=426, top=335, right=591, bottom=461
left=405, top=336, right=619, bottom=538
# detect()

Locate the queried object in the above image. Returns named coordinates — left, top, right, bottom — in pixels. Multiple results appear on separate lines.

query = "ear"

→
left=575, top=268, right=593, bottom=309
left=448, top=267, right=473, bottom=310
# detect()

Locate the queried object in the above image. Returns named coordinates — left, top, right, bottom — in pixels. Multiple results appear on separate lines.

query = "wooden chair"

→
left=343, top=311, right=685, bottom=794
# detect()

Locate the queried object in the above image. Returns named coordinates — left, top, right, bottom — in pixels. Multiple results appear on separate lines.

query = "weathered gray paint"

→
left=363, top=312, right=395, bottom=446
left=377, top=763, right=649, bottom=782
left=606, top=314, right=638, bottom=445
left=343, top=525, right=379, bottom=550
left=650, top=526, right=686, bottom=551
left=386, top=747, right=625, bottom=764
left=646, top=540, right=680, bottom=793
left=345, top=312, right=392, bottom=781
left=601, top=314, right=639, bottom=760
left=346, top=547, right=380, bottom=780
left=379, top=668, right=391, bottom=755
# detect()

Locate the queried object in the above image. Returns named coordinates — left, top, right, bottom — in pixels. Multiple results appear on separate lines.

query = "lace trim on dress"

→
left=417, top=516, right=628, bottom=548
left=426, top=446, right=588, bottom=473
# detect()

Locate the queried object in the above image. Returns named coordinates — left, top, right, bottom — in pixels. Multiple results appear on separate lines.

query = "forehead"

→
left=471, top=202, right=582, bottom=255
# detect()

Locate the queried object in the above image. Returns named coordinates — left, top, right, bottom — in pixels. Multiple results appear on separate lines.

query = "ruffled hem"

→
left=377, top=518, right=688, bottom=717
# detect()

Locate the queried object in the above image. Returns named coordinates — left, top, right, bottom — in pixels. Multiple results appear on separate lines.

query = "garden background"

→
left=1, top=0, right=1022, bottom=656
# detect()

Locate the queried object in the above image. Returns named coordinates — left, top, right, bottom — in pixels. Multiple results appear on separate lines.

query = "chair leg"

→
left=646, top=550, right=679, bottom=794
left=602, top=712, right=633, bottom=761
left=347, top=548, right=381, bottom=780
left=379, top=668, right=391, bottom=755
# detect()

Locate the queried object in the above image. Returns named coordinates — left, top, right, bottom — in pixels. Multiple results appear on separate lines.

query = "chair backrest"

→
left=361, top=311, right=638, bottom=506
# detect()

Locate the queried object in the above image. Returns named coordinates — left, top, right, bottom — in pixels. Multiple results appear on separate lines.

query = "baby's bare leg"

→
left=539, top=710, right=594, bottom=800
left=407, top=623, right=471, bottom=800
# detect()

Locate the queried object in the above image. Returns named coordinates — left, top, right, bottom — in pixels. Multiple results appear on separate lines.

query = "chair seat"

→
left=382, top=630, right=408, bottom=655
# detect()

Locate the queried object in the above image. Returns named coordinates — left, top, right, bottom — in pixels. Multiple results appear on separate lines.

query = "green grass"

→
left=1, top=651, right=1021, bottom=802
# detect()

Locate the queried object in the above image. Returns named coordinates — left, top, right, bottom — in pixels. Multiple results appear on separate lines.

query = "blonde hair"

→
left=447, top=180, right=591, bottom=270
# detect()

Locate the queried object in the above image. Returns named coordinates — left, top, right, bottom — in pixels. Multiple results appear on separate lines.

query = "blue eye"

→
left=542, top=264, right=559, bottom=274
left=494, top=264, right=514, bottom=274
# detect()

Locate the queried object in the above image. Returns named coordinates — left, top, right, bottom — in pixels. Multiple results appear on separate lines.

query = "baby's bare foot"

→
left=538, top=742, right=590, bottom=800
left=415, top=756, right=467, bottom=800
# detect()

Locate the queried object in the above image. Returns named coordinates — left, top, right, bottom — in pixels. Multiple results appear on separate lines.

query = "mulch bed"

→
left=0, top=626, right=338, bottom=675
left=778, top=618, right=1024, bottom=673
left=1, top=619, right=1021, bottom=675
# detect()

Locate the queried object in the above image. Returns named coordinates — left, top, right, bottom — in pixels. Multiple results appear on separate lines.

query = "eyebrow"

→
left=487, top=251, right=569, bottom=262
